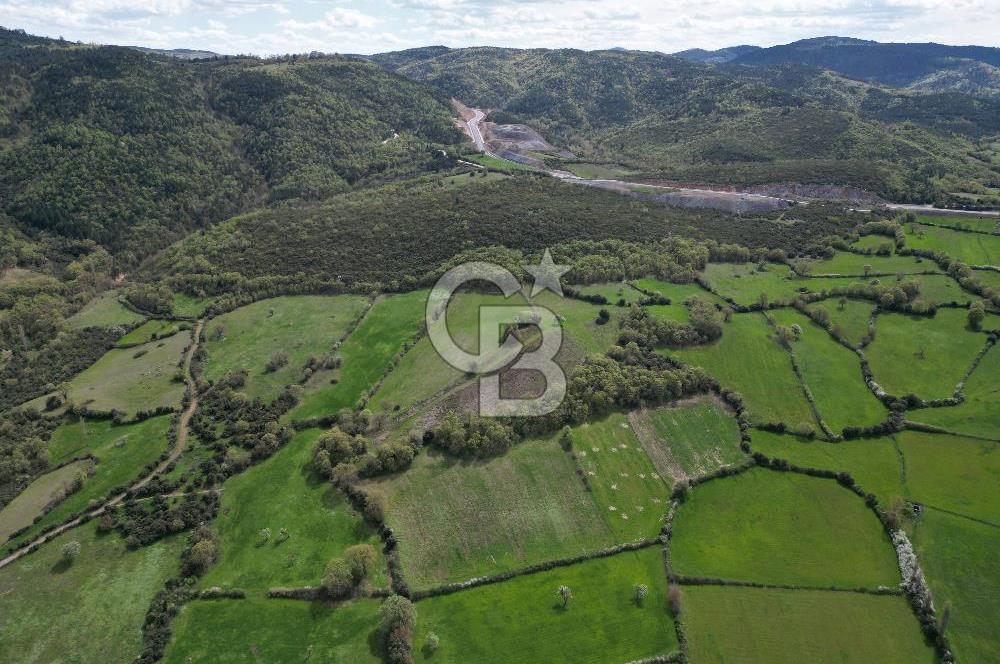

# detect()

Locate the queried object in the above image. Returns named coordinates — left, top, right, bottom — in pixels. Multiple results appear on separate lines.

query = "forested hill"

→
left=371, top=46, right=1000, bottom=202
left=726, top=37, right=1000, bottom=97
left=0, top=28, right=461, bottom=261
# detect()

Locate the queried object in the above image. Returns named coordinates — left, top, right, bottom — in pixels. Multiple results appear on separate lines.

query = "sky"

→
left=1, top=0, right=997, bottom=56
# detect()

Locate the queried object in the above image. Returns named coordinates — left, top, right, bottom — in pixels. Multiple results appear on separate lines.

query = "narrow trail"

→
left=0, top=319, right=204, bottom=569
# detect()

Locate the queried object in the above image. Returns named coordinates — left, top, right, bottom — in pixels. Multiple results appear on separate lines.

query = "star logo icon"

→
left=524, top=248, right=571, bottom=298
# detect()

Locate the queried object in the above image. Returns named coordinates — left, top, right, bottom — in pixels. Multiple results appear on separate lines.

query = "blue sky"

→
left=1, top=0, right=997, bottom=55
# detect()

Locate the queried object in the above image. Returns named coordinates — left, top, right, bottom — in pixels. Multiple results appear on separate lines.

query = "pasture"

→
left=368, top=290, right=525, bottom=416
left=289, top=290, right=427, bottom=421
left=566, top=412, right=672, bottom=540
left=906, top=223, right=1000, bottom=266
left=908, top=343, right=999, bottom=439
left=412, top=547, right=678, bottom=664
left=915, top=213, right=998, bottom=234
left=749, top=429, right=904, bottom=504
left=670, top=468, right=899, bottom=588
left=668, top=313, right=817, bottom=430
left=67, top=332, right=189, bottom=418
left=66, top=290, right=145, bottom=329
left=897, top=430, right=1000, bottom=522
left=8, top=416, right=172, bottom=546
left=629, top=398, right=743, bottom=484
left=198, top=428, right=385, bottom=591
left=805, top=251, right=937, bottom=276
left=163, top=598, right=383, bottom=663
left=202, top=295, right=368, bottom=403
left=0, top=460, right=89, bottom=543
left=363, top=438, right=614, bottom=588
left=115, top=319, right=188, bottom=347
left=808, top=298, right=873, bottom=347
left=0, top=523, right=183, bottom=664
left=633, top=278, right=723, bottom=323
left=911, top=509, right=1000, bottom=663
left=701, top=262, right=807, bottom=305
left=682, top=586, right=935, bottom=664
left=768, top=308, right=887, bottom=434
left=866, top=308, right=989, bottom=400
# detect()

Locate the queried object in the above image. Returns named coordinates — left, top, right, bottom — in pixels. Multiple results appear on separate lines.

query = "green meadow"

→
left=290, top=290, right=427, bottom=421
left=808, top=298, right=874, bottom=347
left=866, top=309, right=989, bottom=400
left=682, top=586, right=935, bottom=664
left=66, top=290, right=145, bottom=329
left=199, top=428, right=385, bottom=591
left=0, top=523, right=183, bottom=664
left=67, top=332, right=189, bottom=417
left=6, top=416, right=172, bottom=547
left=115, top=319, right=188, bottom=347
left=911, top=509, right=1000, bottom=663
left=413, top=547, right=678, bottom=664
left=906, top=223, right=1000, bottom=266
left=630, top=399, right=744, bottom=484
left=769, top=308, right=887, bottom=434
left=164, top=598, right=383, bottom=663
left=202, top=295, right=368, bottom=403
left=0, top=460, right=89, bottom=543
left=566, top=412, right=672, bottom=540
left=701, top=262, right=807, bottom=305
left=364, top=439, right=614, bottom=589
left=670, top=468, right=899, bottom=588
left=806, top=251, right=938, bottom=276
left=908, top=344, right=1000, bottom=439
left=749, top=429, right=904, bottom=504
left=668, top=313, right=816, bottom=430
left=915, top=214, right=998, bottom=234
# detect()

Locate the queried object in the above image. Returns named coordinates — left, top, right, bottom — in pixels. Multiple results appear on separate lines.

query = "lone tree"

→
left=344, top=544, right=377, bottom=583
left=968, top=301, right=985, bottom=331
left=557, top=585, right=572, bottom=608
left=61, top=540, right=81, bottom=563
left=635, top=584, right=649, bottom=606
left=323, top=558, right=354, bottom=598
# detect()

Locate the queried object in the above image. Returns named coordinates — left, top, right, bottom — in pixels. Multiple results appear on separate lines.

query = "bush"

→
left=323, top=558, right=354, bottom=598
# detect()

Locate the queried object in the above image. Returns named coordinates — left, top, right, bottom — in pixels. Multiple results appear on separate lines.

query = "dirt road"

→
left=0, top=319, right=204, bottom=569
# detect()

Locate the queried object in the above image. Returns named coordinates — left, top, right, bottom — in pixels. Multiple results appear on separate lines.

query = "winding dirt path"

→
left=0, top=320, right=204, bottom=569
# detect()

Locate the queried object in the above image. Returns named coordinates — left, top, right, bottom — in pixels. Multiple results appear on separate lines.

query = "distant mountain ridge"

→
left=673, top=36, right=1000, bottom=97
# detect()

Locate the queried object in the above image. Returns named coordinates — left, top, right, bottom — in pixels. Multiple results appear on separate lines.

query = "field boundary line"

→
left=409, top=538, right=662, bottom=601
left=917, top=503, right=1000, bottom=529
left=901, top=420, right=1000, bottom=443
left=669, top=574, right=903, bottom=595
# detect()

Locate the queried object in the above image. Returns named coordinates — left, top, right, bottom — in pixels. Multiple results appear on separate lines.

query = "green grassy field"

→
left=115, top=319, right=189, bottom=347
left=413, top=547, right=677, bottom=664
left=172, top=292, right=215, bottom=318
left=199, top=428, right=385, bottom=591
left=0, top=523, right=183, bottom=664
left=769, top=309, right=887, bottom=434
left=67, top=332, right=189, bottom=417
left=163, top=598, right=383, bottom=663
left=0, top=460, right=89, bottom=543
left=908, top=343, right=999, bottom=439
left=808, top=299, right=874, bottom=347
left=564, top=162, right=638, bottom=179
left=851, top=235, right=894, bottom=251
left=897, top=430, right=1000, bottom=522
left=630, top=399, right=743, bottom=484
left=970, top=267, right=1000, bottom=290
left=368, top=291, right=524, bottom=416
left=701, top=262, right=807, bottom=305
left=671, top=468, right=899, bottom=588
left=565, top=412, right=672, bottom=540
left=202, top=295, right=368, bottom=403
left=911, top=509, right=1000, bottom=663
left=906, top=223, right=1000, bottom=266
left=682, top=586, right=935, bottom=664
left=66, top=290, right=145, bottom=329
left=572, top=281, right=642, bottom=305
left=866, top=309, right=989, bottom=400
left=806, top=251, right=938, bottom=276
left=633, top=278, right=723, bottom=323
left=531, top=289, right=625, bottom=360
left=668, top=313, right=817, bottom=430
left=465, top=153, right=536, bottom=171
left=749, top=429, right=904, bottom=504
left=289, top=291, right=427, bottom=421
left=915, top=214, right=998, bottom=234
left=364, top=439, right=614, bottom=589
left=6, top=416, right=173, bottom=547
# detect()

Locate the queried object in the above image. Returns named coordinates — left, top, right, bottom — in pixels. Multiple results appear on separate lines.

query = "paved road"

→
left=465, top=108, right=487, bottom=153
left=0, top=319, right=204, bottom=570
left=882, top=203, right=999, bottom=218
